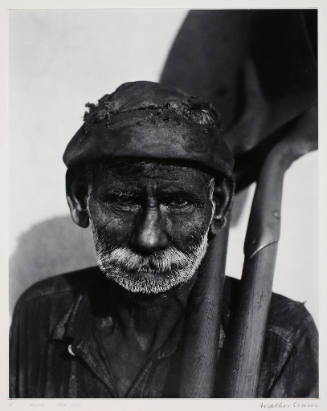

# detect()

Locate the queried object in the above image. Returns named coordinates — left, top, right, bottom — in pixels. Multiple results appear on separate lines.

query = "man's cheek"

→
left=94, top=213, right=136, bottom=246
left=171, top=209, right=211, bottom=237
left=171, top=220, right=209, bottom=251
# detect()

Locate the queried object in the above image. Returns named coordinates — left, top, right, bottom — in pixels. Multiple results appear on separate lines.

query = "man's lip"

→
left=131, top=267, right=167, bottom=275
left=137, top=268, right=163, bottom=274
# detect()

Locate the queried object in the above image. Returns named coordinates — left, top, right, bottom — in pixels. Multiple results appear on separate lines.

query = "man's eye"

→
left=104, top=194, right=140, bottom=206
left=162, top=198, right=192, bottom=208
left=117, top=196, right=137, bottom=204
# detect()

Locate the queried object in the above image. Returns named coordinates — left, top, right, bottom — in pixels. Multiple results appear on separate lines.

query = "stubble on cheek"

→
left=87, top=194, right=134, bottom=246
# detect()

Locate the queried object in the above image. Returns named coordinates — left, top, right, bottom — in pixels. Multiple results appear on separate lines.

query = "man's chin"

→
left=99, top=267, right=193, bottom=295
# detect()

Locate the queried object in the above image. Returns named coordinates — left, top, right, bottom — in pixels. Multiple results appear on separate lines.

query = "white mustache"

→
left=92, top=230, right=210, bottom=293
left=97, top=246, right=190, bottom=273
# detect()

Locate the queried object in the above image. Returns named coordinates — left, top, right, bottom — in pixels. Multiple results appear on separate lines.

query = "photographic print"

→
left=7, top=6, right=319, bottom=403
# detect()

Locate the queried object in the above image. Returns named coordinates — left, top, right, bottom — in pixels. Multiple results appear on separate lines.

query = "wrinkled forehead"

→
left=91, top=159, right=214, bottom=188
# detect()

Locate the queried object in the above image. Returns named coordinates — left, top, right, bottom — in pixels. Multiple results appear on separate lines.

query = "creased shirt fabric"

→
left=9, top=266, right=318, bottom=398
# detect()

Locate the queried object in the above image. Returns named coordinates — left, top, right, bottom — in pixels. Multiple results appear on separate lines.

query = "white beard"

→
left=90, top=226, right=209, bottom=294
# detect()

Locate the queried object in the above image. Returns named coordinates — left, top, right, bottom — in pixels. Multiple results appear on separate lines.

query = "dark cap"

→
left=63, top=81, right=234, bottom=181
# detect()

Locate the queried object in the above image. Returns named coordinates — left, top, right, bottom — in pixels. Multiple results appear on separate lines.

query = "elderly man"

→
left=10, top=81, right=318, bottom=398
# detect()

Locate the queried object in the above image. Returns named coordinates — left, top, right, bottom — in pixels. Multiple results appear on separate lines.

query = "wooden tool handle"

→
left=178, top=223, right=229, bottom=397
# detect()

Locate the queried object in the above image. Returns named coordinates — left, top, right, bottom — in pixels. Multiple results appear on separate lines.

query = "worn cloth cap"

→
left=63, top=81, right=234, bottom=181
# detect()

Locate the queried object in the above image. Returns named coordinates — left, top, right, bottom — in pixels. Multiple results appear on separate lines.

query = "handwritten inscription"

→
left=260, top=401, right=319, bottom=409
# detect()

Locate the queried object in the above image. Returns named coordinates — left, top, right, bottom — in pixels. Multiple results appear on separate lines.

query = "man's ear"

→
left=210, top=178, right=233, bottom=235
left=66, top=170, right=90, bottom=228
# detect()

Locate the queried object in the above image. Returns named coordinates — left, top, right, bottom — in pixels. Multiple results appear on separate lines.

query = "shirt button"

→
left=67, top=344, right=76, bottom=357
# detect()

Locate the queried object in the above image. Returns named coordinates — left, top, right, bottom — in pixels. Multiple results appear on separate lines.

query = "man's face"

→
left=86, top=161, right=216, bottom=294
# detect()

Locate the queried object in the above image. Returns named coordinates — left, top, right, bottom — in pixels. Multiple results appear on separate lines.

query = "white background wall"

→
left=9, top=9, right=318, bottom=324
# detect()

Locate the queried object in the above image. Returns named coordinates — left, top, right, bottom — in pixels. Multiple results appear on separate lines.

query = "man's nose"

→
left=131, top=206, right=169, bottom=254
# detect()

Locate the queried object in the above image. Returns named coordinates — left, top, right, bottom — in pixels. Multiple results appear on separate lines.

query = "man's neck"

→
left=107, top=275, right=197, bottom=349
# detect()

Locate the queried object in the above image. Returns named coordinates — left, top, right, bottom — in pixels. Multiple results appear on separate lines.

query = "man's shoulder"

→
left=224, top=276, right=317, bottom=344
left=14, top=266, right=101, bottom=309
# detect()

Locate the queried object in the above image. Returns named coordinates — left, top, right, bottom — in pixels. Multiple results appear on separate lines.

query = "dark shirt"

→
left=9, top=266, right=318, bottom=398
